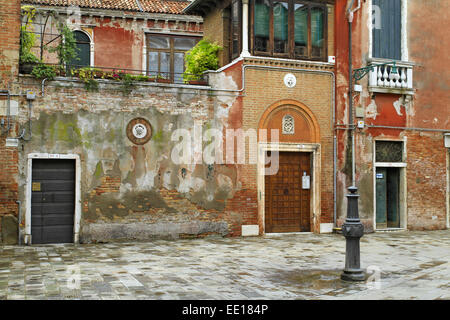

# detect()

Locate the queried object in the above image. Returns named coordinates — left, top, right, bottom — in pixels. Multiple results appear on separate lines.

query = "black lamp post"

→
left=341, top=186, right=365, bottom=281
left=339, top=60, right=398, bottom=282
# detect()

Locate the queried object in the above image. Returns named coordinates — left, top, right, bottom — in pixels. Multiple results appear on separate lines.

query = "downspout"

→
left=16, top=201, right=22, bottom=245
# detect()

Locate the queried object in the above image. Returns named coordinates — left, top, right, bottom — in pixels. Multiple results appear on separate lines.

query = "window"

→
left=375, top=141, right=403, bottom=162
left=68, top=31, right=91, bottom=69
left=372, top=0, right=402, bottom=60
left=230, top=0, right=242, bottom=60
left=252, top=0, right=327, bottom=61
left=146, top=34, right=199, bottom=83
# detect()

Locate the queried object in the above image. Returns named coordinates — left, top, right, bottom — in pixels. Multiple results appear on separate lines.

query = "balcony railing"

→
left=368, top=59, right=414, bottom=95
left=21, top=63, right=209, bottom=86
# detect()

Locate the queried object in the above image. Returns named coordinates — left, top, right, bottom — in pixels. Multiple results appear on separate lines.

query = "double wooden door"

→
left=265, top=152, right=312, bottom=233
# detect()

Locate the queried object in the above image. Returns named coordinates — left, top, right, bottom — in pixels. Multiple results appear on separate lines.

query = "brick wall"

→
left=0, top=0, right=20, bottom=87
left=406, top=132, right=448, bottom=230
left=224, top=58, right=335, bottom=233
left=0, top=0, right=21, bottom=243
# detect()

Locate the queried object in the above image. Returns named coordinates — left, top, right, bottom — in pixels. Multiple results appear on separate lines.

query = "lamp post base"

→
left=341, top=269, right=366, bottom=282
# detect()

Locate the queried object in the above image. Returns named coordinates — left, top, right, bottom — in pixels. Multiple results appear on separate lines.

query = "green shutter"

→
left=294, top=5, right=308, bottom=45
left=273, top=2, right=288, bottom=41
left=255, top=1, right=270, bottom=38
left=311, top=8, right=324, bottom=47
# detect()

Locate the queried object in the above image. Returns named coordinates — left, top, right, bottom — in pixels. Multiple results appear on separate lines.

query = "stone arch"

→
left=258, top=99, right=321, bottom=143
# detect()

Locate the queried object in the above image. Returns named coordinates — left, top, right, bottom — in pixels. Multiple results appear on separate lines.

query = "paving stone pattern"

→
left=0, top=230, right=449, bottom=300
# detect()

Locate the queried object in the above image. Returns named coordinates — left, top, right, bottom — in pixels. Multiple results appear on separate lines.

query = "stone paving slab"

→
left=0, top=230, right=449, bottom=300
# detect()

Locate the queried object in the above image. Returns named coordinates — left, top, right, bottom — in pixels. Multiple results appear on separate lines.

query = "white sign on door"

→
left=302, top=172, right=310, bottom=190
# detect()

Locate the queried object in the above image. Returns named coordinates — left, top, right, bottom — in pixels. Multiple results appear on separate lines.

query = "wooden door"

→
left=265, top=152, right=311, bottom=233
left=31, top=159, right=75, bottom=244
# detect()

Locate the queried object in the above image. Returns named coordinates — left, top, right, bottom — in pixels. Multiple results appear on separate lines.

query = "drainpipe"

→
left=241, top=0, right=251, bottom=57
left=16, top=201, right=22, bottom=245
left=18, top=100, right=33, bottom=141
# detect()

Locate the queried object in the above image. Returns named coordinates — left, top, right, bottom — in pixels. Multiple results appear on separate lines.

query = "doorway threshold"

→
left=375, top=228, right=407, bottom=233
left=264, top=232, right=314, bottom=237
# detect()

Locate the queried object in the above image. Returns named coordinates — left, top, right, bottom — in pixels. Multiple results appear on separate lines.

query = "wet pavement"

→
left=0, top=230, right=449, bottom=300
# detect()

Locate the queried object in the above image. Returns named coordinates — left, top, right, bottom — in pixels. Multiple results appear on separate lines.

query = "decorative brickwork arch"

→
left=257, top=100, right=323, bottom=234
left=258, top=99, right=321, bottom=143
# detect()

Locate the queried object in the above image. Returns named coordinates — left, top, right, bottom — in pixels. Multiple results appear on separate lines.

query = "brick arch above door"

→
left=258, top=99, right=321, bottom=144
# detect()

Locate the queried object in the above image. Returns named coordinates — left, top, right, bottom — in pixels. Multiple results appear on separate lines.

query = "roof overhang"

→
left=183, top=0, right=221, bottom=16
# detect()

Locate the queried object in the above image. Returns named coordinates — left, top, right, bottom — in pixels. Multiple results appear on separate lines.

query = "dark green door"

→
left=376, top=168, right=388, bottom=229
left=376, top=167, right=400, bottom=229
left=31, top=159, right=75, bottom=244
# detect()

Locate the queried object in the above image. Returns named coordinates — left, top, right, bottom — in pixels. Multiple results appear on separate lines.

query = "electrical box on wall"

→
left=357, top=120, right=365, bottom=129
left=444, top=133, right=450, bottom=148
left=26, top=91, right=36, bottom=100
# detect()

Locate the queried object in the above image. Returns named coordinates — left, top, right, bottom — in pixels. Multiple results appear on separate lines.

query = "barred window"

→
left=282, top=114, right=295, bottom=135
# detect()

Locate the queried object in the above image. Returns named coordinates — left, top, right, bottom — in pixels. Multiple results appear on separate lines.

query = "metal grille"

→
left=376, top=141, right=403, bottom=162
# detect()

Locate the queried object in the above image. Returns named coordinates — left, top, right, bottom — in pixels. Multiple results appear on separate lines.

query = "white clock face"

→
left=284, top=73, right=297, bottom=88
left=132, top=124, right=147, bottom=139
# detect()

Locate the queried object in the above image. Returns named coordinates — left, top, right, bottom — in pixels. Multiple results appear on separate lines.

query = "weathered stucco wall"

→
left=335, top=0, right=450, bottom=231
left=15, top=76, right=245, bottom=242
left=29, top=5, right=203, bottom=72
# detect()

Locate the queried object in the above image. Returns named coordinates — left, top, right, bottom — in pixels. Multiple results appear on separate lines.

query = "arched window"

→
left=68, top=31, right=91, bottom=69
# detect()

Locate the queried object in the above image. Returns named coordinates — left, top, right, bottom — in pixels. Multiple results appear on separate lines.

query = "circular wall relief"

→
left=126, top=118, right=152, bottom=145
left=284, top=73, right=297, bottom=88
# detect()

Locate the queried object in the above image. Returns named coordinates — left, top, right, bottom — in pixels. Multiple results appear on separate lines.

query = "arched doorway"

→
left=258, top=100, right=321, bottom=234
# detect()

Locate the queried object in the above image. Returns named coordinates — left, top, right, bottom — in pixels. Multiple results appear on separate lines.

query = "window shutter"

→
left=255, top=1, right=270, bottom=37
left=372, top=0, right=402, bottom=60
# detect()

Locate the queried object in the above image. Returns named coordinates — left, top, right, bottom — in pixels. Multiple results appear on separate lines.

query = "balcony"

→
left=20, top=63, right=210, bottom=87
left=368, top=58, right=414, bottom=95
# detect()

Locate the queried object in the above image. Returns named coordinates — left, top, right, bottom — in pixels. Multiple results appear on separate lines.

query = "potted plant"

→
left=156, top=74, right=171, bottom=83
left=183, top=39, right=221, bottom=85
left=31, top=63, right=56, bottom=80
left=19, top=6, right=39, bottom=74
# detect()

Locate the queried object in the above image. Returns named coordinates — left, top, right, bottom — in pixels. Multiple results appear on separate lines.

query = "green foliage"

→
left=183, top=40, right=221, bottom=82
left=31, top=63, right=56, bottom=80
left=49, top=25, right=79, bottom=71
left=20, top=6, right=38, bottom=64
left=121, top=73, right=135, bottom=96
left=77, top=67, right=99, bottom=92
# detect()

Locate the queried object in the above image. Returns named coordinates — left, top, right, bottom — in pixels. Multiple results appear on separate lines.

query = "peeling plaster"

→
left=366, top=99, right=378, bottom=119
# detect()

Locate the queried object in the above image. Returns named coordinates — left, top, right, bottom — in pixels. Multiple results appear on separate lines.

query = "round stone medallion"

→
left=126, top=118, right=152, bottom=145
left=284, top=73, right=297, bottom=88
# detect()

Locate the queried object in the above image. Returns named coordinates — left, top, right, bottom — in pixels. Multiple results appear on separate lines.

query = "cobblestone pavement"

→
left=0, top=230, right=449, bottom=300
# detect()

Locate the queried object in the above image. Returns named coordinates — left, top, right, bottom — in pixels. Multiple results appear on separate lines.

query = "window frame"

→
left=146, top=33, right=201, bottom=83
left=230, top=0, right=243, bottom=60
left=250, top=0, right=328, bottom=61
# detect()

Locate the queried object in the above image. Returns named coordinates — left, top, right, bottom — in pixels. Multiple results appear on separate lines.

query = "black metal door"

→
left=31, top=159, right=75, bottom=244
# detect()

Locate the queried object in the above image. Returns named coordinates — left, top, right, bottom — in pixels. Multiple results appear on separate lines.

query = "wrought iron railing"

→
left=21, top=62, right=209, bottom=86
